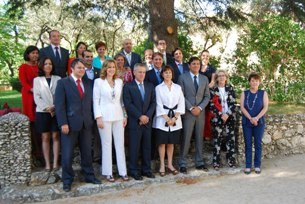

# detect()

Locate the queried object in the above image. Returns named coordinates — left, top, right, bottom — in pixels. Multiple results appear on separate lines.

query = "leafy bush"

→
left=8, top=77, right=21, bottom=92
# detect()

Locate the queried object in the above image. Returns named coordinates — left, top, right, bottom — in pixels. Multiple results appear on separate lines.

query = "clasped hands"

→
left=44, top=106, right=55, bottom=117
left=191, top=106, right=201, bottom=116
left=139, top=115, right=149, bottom=126
left=250, top=117, right=258, bottom=126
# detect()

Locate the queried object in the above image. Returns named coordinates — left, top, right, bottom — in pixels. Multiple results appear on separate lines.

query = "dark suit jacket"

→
left=120, top=51, right=142, bottom=70
left=82, top=67, right=100, bottom=83
left=40, top=45, right=69, bottom=78
left=168, top=61, right=189, bottom=83
left=145, top=68, right=162, bottom=87
left=55, top=76, right=94, bottom=131
left=123, top=80, right=156, bottom=129
left=164, top=52, right=174, bottom=65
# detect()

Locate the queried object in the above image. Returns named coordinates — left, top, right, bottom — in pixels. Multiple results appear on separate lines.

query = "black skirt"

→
left=155, top=128, right=181, bottom=145
left=35, top=112, right=59, bottom=134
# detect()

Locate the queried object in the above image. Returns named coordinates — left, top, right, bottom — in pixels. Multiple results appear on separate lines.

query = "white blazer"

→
left=93, top=78, right=124, bottom=122
left=153, top=82, right=185, bottom=131
left=33, top=75, right=61, bottom=112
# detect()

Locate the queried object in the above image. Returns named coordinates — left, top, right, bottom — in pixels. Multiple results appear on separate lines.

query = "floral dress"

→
left=210, top=84, right=237, bottom=167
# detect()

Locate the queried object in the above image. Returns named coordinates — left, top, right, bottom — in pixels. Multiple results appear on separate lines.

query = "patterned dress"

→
left=210, top=84, right=237, bottom=167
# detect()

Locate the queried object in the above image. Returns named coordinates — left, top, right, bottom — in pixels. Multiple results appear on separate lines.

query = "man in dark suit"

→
left=156, top=39, right=174, bottom=65
left=145, top=52, right=163, bottom=87
left=177, top=57, right=210, bottom=174
left=81, top=50, right=101, bottom=164
left=55, top=59, right=101, bottom=192
left=168, top=48, right=189, bottom=83
left=119, top=39, right=142, bottom=70
left=40, top=30, right=69, bottom=78
left=123, top=63, right=156, bottom=180
left=82, top=50, right=100, bottom=81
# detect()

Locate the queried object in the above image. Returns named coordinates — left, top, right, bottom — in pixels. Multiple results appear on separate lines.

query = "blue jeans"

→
left=242, top=124, right=265, bottom=168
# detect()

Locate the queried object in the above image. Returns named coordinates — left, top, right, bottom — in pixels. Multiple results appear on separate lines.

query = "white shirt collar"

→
left=71, top=74, right=82, bottom=83
left=51, top=44, right=60, bottom=49
left=189, top=71, right=199, bottom=78
left=135, top=79, right=144, bottom=85
left=123, top=50, right=131, bottom=55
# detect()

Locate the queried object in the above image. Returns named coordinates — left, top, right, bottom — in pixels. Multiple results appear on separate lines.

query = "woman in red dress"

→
left=19, top=45, right=41, bottom=162
left=67, top=42, right=87, bottom=75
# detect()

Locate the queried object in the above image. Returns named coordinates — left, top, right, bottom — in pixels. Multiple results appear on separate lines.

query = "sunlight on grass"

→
left=0, top=90, right=22, bottom=108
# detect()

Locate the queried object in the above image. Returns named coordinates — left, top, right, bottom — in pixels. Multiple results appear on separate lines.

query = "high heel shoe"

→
left=106, top=175, right=115, bottom=182
left=167, top=167, right=178, bottom=175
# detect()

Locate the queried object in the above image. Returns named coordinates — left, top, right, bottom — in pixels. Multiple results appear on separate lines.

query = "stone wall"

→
left=0, top=113, right=31, bottom=187
left=0, top=112, right=304, bottom=187
left=237, top=114, right=305, bottom=163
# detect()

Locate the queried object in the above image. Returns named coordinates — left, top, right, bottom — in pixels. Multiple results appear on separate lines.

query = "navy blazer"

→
left=82, top=67, right=100, bottom=84
left=164, top=52, right=174, bottom=65
left=145, top=68, right=162, bottom=87
left=40, top=45, right=70, bottom=78
left=55, top=76, right=94, bottom=131
left=120, top=51, right=142, bottom=70
left=168, top=62, right=189, bottom=83
left=123, top=80, right=156, bottom=129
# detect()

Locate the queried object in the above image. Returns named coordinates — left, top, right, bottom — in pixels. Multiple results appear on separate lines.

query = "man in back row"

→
left=119, top=39, right=142, bottom=70
left=40, top=30, right=69, bottom=78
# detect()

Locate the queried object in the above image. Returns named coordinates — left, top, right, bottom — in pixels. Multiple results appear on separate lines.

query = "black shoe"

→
left=179, top=167, right=187, bottom=174
left=196, top=165, right=209, bottom=172
left=86, top=177, right=101, bottom=184
left=142, top=172, right=155, bottom=178
left=63, top=184, right=71, bottom=192
left=131, top=173, right=143, bottom=180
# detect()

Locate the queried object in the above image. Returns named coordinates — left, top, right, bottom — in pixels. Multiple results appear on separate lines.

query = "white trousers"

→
left=98, top=120, right=127, bottom=176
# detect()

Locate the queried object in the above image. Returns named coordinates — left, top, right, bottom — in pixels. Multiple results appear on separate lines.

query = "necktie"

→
left=55, top=47, right=61, bottom=62
left=163, top=53, right=167, bottom=65
left=126, top=53, right=131, bottom=66
left=76, top=79, right=84, bottom=99
left=139, top=83, right=145, bottom=101
left=156, top=71, right=161, bottom=84
left=194, top=75, right=198, bottom=92
left=178, top=64, right=183, bottom=74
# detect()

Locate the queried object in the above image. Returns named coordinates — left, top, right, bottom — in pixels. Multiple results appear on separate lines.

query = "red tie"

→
left=76, top=79, right=84, bottom=99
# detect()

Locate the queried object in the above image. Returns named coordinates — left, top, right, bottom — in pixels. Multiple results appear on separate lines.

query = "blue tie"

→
left=139, top=83, right=145, bottom=101
left=55, top=47, right=61, bottom=62
left=194, top=75, right=198, bottom=92
left=178, top=64, right=183, bottom=74
left=156, top=70, right=161, bottom=84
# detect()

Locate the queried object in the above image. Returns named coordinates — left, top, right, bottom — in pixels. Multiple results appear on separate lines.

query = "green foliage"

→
left=177, top=35, right=197, bottom=60
left=0, top=90, right=22, bottom=109
left=133, top=39, right=154, bottom=59
left=0, top=5, right=25, bottom=78
left=234, top=14, right=305, bottom=103
left=8, top=77, right=21, bottom=92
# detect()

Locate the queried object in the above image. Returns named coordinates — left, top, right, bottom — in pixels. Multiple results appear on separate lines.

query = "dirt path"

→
left=41, top=154, right=305, bottom=204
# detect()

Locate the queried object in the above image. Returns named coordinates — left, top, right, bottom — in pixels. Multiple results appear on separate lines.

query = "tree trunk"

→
left=149, top=0, right=178, bottom=52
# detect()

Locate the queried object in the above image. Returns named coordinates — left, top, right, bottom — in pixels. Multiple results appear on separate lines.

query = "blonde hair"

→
left=215, top=69, right=229, bottom=84
left=100, top=60, right=118, bottom=80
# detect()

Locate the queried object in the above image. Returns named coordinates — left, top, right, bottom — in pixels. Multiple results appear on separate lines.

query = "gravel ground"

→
left=39, top=154, right=305, bottom=204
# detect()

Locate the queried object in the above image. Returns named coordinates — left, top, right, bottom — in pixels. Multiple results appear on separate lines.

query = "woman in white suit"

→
left=33, top=57, right=61, bottom=171
left=93, top=59, right=128, bottom=182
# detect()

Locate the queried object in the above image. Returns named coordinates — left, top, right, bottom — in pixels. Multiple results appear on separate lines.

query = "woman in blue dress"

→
left=240, top=72, right=269, bottom=174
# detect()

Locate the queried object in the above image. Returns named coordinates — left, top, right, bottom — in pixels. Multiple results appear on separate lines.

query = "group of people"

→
left=18, top=29, right=269, bottom=192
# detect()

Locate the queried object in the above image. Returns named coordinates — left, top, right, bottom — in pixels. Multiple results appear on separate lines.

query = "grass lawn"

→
left=0, top=90, right=304, bottom=115
left=0, top=90, right=22, bottom=109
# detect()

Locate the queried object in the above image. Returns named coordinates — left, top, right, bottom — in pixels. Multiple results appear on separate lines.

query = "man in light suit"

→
left=120, top=39, right=142, bottom=71
left=55, top=59, right=101, bottom=192
left=123, top=63, right=156, bottom=180
left=178, top=56, right=210, bottom=174
left=40, top=30, right=69, bottom=78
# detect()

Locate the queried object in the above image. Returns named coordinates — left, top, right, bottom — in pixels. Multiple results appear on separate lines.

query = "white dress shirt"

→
left=93, top=78, right=124, bottom=121
left=153, top=82, right=185, bottom=132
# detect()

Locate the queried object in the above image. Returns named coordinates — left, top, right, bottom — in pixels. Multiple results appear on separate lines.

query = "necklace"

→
left=107, top=79, right=116, bottom=101
left=246, top=91, right=258, bottom=111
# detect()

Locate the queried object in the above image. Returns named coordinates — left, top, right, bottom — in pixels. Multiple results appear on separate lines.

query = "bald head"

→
left=123, top=39, right=132, bottom=53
